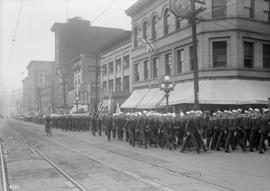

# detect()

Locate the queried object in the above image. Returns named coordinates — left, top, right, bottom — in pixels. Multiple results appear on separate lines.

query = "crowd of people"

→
left=44, top=107, right=270, bottom=154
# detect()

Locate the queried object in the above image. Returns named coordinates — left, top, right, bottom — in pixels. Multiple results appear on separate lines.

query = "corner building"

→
left=122, top=0, right=270, bottom=111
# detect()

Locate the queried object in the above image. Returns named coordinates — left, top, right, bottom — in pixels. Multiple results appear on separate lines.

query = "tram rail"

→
left=10, top=121, right=237, bottom=191
left=0, top=137, right=9, bottom=191
left=10, top=130, right=88, bottom=191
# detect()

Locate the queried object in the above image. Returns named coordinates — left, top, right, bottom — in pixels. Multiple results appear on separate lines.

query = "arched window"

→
left=175, top=16, right=181, bottom=30
left=163, top=8, right=170, bottom=35
left=142, top=21, right=148, bottom=40
left=133, top=26, right=138, bottom=48
left=151, top=16, right=157, bottom=40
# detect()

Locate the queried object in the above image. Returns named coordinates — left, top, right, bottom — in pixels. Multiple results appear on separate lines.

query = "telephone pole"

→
left=191, top=0, right=199, bottom=110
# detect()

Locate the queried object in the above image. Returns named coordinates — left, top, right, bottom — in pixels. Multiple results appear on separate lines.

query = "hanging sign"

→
left=169, top=0, right=191, bottom=19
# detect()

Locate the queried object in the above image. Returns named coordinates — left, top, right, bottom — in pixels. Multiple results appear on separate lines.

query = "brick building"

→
left=99, top=32, right=132, bottom=112
left=51, top=17, right=131, bottom=112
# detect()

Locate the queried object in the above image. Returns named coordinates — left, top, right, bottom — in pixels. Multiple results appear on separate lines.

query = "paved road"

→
left=0, top=119, right=269, bottom=191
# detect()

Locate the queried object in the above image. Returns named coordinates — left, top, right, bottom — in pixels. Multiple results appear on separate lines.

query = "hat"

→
left=254, top=109, right=260, bottom=112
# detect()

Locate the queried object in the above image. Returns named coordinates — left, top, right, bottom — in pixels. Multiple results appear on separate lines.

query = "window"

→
left=165, top=53, right=172, bottom=75
left=134, top=26, right=139, bottom=48
left=152, top=57, right=158, bottom=78
left=108, top=80, right=113, bottom=92
left=102, top=64, right=107, bottom=75
left=267, top=0, right=270, bottom=22
left=115, top=78, right=121, bottom=92
left=103, top=81, right=107, bottom=93
left=123, top=76, right=130, bottom=91
left=175, top=16, right=181, bottom=30
left=151, top=16, right=157, bottom=40
left=144, top=60, right=149, bottom=80
left=212, top=0, right=227, bottom=18
left=123, top=55, right=130, bottom=69
left=244, top=42, right=254, bottom=68
left=116, top=59, right=121, bottom=72
left=143, top=21, right=148, bottom=40
left=248, top=0, right=255, bottom=18
left=213, top=41, right=227, bottom=67
left=190, top=46, right=194, bottom=71
left=164, top=8, right=170, bottom=35
left=176, top=49, right=184, bottom=73
left=135, top=63, right=139, bottom=81
left=108, top=61, right=114, bottom=73
left=263, top=44, right=270, bottom=69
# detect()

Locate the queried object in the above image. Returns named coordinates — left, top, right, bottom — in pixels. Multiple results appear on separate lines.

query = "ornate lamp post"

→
left=160, top=75, right=175, bottom=110
left=74, top=96, right=80, bottom=113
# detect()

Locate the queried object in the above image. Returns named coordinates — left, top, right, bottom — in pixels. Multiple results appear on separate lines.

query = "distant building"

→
left=99, top=32, right=132, bottom=112
left=22, top=61, right=53, bottom=114
left=51, top=17, right=131, bottom=112
left=122, top=0, right=270, bottom=111
left=72, top=54, right=96, bottom=110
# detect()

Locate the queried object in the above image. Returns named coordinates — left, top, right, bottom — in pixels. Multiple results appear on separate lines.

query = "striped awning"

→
left=136, top=88, right=165, bottom=109
left=121, top=88, right=149, bottom=108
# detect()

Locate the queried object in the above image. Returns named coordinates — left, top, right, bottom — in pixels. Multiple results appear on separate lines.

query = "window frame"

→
left=152, top=57, right=158, bottom=78
left=143, top=60, right=149, bottom=80
left=163, top=8, right=170, bottom=35
left=134, top=63, right=140, bottom=82
left=151, top=16, right=157, bottom=41
left=212, top=41, right=227, bottom=68
left=176, top=49, right=184, bottom=73
left=212, top=0, right=227, bottom=18
left=115, top=58, right=121, bottom=72
left=123, top=76, right=130, bottom=91
left=108, top=61, right=114, bottom=73
left=142, top=21, right=148, bottom=40
left=263, top=44, right=270, bottom=69
left=164, top=52, right=172, bottom=75
left=133, top=26, right=139, bottom=48
left=123, top=55, right=130, bottom=69
left=243, top=41, right=254, bottom=69
left=115, top=77, right=121, bottom=92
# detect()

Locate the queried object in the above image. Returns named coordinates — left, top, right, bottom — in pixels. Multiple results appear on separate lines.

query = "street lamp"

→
left=160, top=75, right=175, bottom=110
left=74, top=96, right=80, bottom=113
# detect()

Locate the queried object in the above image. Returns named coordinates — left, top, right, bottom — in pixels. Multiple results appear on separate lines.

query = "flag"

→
left=108, top=90, right=112, bottom=113
left=97, top=102, right=105, bottom=119
left=140, top=38, right=156, bottom=53
left=116, top=101, right=121, bottom=114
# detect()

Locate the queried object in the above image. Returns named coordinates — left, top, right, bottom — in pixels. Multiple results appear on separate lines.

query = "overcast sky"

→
left=0, top=0, right=137, bottom=91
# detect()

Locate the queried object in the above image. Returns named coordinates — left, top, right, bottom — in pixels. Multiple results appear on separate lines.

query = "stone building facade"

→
left=122, top=0, right=270, bottom=110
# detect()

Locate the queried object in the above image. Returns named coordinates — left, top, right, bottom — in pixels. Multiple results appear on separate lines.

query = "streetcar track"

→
left=9, top=127, right=88, bottom=191
left=10, top=124, right=175, bottom=191
left=56, top=130, right=237, bottom=191
left=11, top=120, right=236, bottom=191
left=0, top=137, right=10, bottom=191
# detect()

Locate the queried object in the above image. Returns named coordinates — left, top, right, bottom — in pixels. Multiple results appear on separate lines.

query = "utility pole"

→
left=62, top=73, right=67, bottom=111
left=94, top=54, right=99, bottom=125
left=191, top=0, right=199, bottom=110
left=170, top=0, right=205, bottom=111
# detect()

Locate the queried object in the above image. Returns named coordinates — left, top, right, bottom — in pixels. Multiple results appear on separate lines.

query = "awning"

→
left=121, top=88, right=149, bottom=108
left=160, top=79, right=270, bottom=105
left=136, top=88, right=165, bottom=109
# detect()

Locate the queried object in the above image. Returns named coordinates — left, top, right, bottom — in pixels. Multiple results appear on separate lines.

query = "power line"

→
left=12, top=0, right=24, bottom=43
left=8, top=0, right=24, bottom=68
left=66, top=0, right=69, bottom=20
left=92, top=0, right=118, bottom=24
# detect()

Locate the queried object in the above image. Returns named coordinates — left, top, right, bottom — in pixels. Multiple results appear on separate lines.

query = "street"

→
left=0, top=118, right=269, bottom=191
